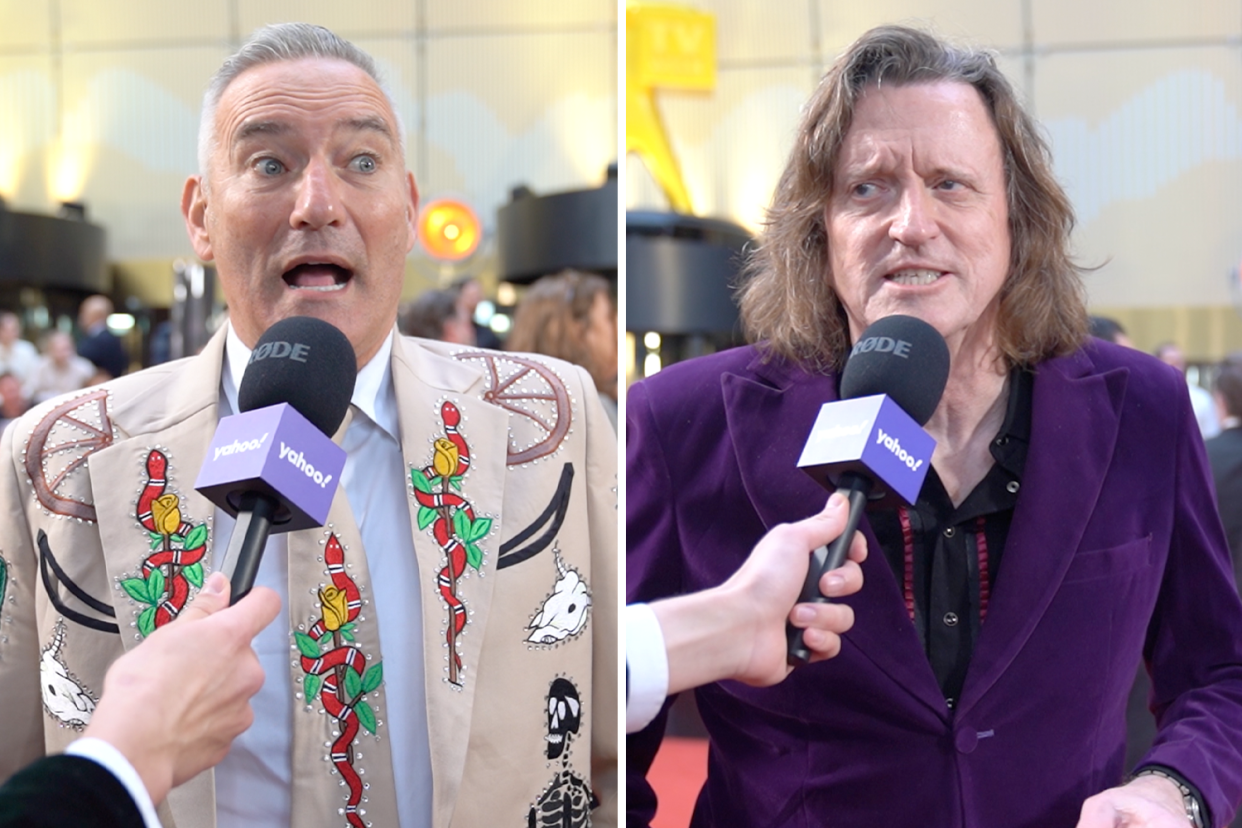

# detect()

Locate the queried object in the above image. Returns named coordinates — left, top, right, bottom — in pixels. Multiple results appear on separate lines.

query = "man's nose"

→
left=889, top=185, right=940, bottom=247
left=290, top=159, right=343, bottom=229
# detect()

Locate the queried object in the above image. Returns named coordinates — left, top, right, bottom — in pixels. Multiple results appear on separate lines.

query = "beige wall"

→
left=626, top=0, right=1242, bottom=359
left=0, top=0, right=617, bottom=302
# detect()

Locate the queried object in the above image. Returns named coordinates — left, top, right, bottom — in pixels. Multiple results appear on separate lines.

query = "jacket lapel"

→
left=390, top=337, right=508, bottom=828
left=721, top=355, right=945, bottom=716
left=956, top=351, right=1128, bottom=716
left=87, top=330, right=226, bottom=828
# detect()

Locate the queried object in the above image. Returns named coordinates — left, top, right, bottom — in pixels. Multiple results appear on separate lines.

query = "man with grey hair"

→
left=0, top=23, right=616, bottom=828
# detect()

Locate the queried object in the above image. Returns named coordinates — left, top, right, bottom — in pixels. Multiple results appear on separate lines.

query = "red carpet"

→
left=648, top=736, right=709, bottom=828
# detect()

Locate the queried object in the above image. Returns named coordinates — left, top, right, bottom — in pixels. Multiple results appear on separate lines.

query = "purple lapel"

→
left=721, top=353, right=945, bottom=716
left=956, top=350, right=1129, bottom=716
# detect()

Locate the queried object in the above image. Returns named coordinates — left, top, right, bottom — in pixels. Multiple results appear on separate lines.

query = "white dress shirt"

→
left=625, top=603, right=669, bottom=734
left=213, top=324, right=432, bottom=828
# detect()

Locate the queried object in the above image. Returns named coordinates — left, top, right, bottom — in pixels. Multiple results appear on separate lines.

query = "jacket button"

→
left=955, top=728, right=978, bottom=754
left=943, top=612, right=959, bottom=627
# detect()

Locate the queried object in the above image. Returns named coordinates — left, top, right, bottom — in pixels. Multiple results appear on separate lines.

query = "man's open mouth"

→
left=283, top=263, right=352, bottom=292
left=885, top=269, right=943, bottom=286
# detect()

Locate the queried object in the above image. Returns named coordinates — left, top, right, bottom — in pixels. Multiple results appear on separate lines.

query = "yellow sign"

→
left=626, top=3, right=716, bottom=215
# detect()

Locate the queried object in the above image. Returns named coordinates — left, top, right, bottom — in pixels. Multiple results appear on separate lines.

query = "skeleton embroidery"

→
left=295, top=532, right=382, bottom=828
left=526, top=544, right=590, bottom=646
left=24, top=388, right=113, bottom=521
left=119, top=450, right=210, bottom=637
left=529, top=677, right=596, bottom=828
left=410, top=401, right=492, bottom=686
left=452, top=352, right=572, bottom=465
left=40, top=620, right=95, bottom=729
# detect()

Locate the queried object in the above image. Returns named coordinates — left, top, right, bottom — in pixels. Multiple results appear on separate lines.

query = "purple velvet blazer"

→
left=626, top=340, right=1242, bottom=828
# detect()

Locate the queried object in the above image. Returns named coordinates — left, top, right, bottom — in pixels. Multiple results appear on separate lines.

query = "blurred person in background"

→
left=1156, top=341, right=1219, bottom=439
left=398, top=289, right=476, bottom=344
left=24, top=330, right=95, bottom=404
left=451, top=275, right=503, bottom=349
left=0, top=373, right=27, bottom=434
left=1206, top=361, right=1242, bottom=589
left=1089, top=315, right=1134, bottom=348
left=507, top=269, right=617, bottom=429
left=76, top=295, right=129, bottom=381
left=0, top=313, right=39, bottom=383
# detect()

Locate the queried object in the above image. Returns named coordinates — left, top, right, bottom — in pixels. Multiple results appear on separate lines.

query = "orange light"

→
left=419, top=199, right=481, bottom=261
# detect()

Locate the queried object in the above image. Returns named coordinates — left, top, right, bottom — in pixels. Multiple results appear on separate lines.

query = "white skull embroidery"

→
left=527, top=545, right=590, bottom=645
left=40, top=621, right=95, bottom=728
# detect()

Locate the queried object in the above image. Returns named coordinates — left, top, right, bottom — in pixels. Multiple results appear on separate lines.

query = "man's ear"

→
left=404, top=171, right=420, bottom=254
left=181, top=176, right=215, bottom=262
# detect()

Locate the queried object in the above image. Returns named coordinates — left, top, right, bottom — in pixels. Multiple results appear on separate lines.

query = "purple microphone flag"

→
left=797, top=394, right=936, bottom=505
left=195, top=403, right=346, bottom=532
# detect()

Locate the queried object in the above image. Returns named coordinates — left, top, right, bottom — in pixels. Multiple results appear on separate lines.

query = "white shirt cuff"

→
left=66, top=737, right=162, bottom=828
left=626, top=602, right=670, bottom=733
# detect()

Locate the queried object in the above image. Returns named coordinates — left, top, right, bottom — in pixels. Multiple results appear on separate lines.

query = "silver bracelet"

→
left=1133, top=767, right=1206, bottom=828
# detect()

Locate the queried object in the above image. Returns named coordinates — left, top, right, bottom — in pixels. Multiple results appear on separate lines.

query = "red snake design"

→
left=410, top=402, right=477, bottom=685
left=300, top=533, right=368, bottom=828
left=133, top=450, right=206, bottom=628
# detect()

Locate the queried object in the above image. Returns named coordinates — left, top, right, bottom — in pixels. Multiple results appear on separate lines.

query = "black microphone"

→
left=194, top=317, right=356, bottom=604
left=786, top=315, right=949, bottom=665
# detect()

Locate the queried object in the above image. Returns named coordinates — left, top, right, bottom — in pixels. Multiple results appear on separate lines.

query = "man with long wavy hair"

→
left=628, top=25, right=1242, bottom=828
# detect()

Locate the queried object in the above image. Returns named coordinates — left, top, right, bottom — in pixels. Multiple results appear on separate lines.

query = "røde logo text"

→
left=876, top=428, right=924, bottom=472
left=249, top=341, right=310, bottom=364
left=850, top=336, right=912, bottom=358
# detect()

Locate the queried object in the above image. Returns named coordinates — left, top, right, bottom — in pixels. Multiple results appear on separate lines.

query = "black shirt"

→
left=868, top=369, right=1032, bottom=707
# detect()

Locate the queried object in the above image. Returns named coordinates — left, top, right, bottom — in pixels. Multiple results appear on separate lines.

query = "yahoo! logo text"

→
left=876, top=428, right=924, bottom=472
left=279, top=442, right=334, bottom=488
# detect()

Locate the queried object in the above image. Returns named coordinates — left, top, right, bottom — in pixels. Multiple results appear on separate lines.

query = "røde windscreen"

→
left=194, top=316, right=357, bottom=604
left=786, top=315, right=950, bottom=665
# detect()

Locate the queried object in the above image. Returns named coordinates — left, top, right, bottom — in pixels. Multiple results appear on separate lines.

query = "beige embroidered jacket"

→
left=0, top=328, right=617, bottom=828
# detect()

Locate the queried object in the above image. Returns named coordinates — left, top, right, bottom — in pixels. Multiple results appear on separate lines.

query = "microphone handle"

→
left=223, top=491, right=280, bottom=605
left=786, top=472, right=872, bottom=666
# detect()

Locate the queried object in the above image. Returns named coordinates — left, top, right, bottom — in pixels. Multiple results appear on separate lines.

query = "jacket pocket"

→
left=1061, top=535, right=1153, bottom=584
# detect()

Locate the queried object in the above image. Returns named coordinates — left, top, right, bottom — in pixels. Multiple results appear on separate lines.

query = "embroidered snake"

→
left=410, top=401, right=490, bottom=686
left=298, top=533, right=372, bottom=828
left=126, top=450, right=209, bottom=633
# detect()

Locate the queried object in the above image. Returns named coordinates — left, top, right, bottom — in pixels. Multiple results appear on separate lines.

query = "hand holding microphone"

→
left=194, top=317, right=357, bottom=604
left=786, top=315, right=950, bottom=665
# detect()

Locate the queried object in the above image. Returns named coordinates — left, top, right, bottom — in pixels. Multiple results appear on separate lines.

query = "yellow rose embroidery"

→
left=433, top=438, right=459, bottom=478
left=320, top=585, right=349, bottom=632
left=151, top=494, right=181, bottom=536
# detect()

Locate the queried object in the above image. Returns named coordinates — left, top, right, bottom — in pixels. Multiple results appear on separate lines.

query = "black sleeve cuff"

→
left=0, top=754, right=145, bottom=828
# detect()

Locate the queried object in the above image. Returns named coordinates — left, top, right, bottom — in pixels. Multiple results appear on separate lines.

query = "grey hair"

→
left=197, top=22, right=405, bottom=183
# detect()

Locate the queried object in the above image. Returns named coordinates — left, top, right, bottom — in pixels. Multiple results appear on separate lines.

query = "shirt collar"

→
left=221, top=322, right=399, bottom=440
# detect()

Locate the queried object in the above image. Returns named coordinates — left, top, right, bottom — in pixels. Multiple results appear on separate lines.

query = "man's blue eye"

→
left=258, top=158, right=284, bottom=175
left=352, top=155, right=377, bottom=173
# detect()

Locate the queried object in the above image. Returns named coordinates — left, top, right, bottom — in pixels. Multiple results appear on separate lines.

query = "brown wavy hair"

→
left=738, top=25, right=1088, bottom=372
left=506, top=270, right=617, bottom=397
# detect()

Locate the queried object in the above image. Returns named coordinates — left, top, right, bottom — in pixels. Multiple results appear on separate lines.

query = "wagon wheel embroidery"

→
left=410, top=401, right=492, bottom=686
left=24, top=388, right=113, bottom=521
left=452, top=352, right=571, bottom=465
left=118, top=450, right=209, bottom=637
left=295, top=533, right=382, bottom=828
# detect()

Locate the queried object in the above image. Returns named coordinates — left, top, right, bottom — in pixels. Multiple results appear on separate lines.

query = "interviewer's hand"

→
left=1075, top=776, right=1191, bottom=827
left=653, top=493, right=867, bottom=694
left=83, top=572, right=281, bottom=805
